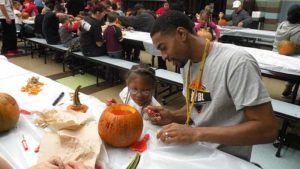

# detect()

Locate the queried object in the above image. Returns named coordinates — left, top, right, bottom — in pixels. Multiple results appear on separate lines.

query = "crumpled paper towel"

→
left=34, top=109, right=94, bottom=130
left=38, top=122, right=102, bottom=167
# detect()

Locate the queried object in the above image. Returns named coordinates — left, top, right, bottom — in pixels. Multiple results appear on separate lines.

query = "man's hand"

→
left=5, top=17, right=11, bottom=24
left=145, top=105, right=174, bottom=125
left=30, top=156, right=64, bottom=169
left=157, top=123, right=198, bottom=144
left=237, top=22, right=244, bottom=27
left=65, top=161, right=93, bottom=169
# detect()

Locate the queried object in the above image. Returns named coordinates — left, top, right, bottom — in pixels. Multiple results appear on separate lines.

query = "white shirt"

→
left=0, top=0, right=14, bottom=19
left=119, top=86, right=160, bottom=120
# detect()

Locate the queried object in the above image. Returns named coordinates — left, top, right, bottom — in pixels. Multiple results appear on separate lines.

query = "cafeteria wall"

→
left=225, top=0, right=300, bottom=31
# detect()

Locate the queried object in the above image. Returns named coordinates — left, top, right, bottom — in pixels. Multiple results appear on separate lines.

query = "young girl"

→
left=107, top=64, right=160, bottom=119
left=58, top=15, right=80, bottom=48
left=13, top=1, right=23, bottom=32
left=195, top=10, right=220, bottom=41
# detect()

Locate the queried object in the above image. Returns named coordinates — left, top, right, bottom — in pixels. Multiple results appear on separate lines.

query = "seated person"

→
left=13, top=1, right=22, bottom=32
left=273, top=4, right=300, bottom=97
left=194, top=10, right=220, bottom=41
left=225, top=0, right=252, bottom=28
left=42, top=3, right=66, bottom=44
left=22, top=0, right=39, bottom=17
left=79, top=4, right=107, bottom=57
left=155, top=2, right=169, bottom=17
left=59, top=15, right=80, bottom=48
left=107, top=64, right=160, bottom=120
left=34, top=7, right=49, bottom=38
left=103, top=12, right=123, bottom=58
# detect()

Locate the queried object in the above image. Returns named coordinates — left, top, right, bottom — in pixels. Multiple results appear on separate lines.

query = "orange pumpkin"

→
left=0, top=93, right=20, bottom=133
left=197, top=29, right=212, bottom=41
left=98, top=104, right=143, bottom=147
left=21, top=12, right=29, bottom=19
left=218, top=19, right=227, bottom=26
left=67, top=85, right=88, bottom=113
left=278, top=40, right=296, bottom=55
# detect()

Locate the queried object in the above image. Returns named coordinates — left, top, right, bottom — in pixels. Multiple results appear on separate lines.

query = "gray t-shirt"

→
left=181, top=42, right=271, bottom=160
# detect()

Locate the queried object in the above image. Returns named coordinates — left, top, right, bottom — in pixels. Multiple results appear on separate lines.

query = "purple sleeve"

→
left=209, top=22, right=220, bottom=33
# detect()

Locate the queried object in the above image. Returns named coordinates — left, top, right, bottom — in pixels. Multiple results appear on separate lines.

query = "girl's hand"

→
left=106, top=98, right=117, bottom=106
left=157, top=123, right=198, bottom=144
left=145, top=106, right=173, bottom=126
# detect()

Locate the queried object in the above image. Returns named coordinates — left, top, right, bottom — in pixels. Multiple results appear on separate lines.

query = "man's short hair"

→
left=150, top=10, right=194, bottom=37
left=287, top=4, right=300, bottom=24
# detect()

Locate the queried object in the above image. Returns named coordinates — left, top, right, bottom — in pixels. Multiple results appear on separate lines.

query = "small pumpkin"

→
left=0, top=93, right=20, bottom=133
left=278, top=40, right=296, bottom=56
left=21, top=12, right=29, bottom=19
left=197, top=29, right=212, bottom=41
left=218, top=12, right=227, bottom=26
left=67, top=85, right=88, bottom=113
left=98, top=104, right=143, bottom=147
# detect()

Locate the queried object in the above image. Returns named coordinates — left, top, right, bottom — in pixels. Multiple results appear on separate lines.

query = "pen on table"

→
left=52, top=92, right=64, bottom=106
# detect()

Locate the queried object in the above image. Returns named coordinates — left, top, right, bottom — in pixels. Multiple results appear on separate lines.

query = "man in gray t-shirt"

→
left=146, top=11, right=277, bottom=161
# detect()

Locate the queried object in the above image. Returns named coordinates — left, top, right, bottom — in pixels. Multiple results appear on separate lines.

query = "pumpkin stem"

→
left=73, top=85, right=82, bottom=106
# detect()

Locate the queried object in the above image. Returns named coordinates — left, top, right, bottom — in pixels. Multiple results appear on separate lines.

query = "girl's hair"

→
left=126, top=64, right=156, bottom=87
left=13, top=1, right=21, bottom=8
left=59, top=14, right=69, bottom=24
left=287, top=4, right=300, bottom=24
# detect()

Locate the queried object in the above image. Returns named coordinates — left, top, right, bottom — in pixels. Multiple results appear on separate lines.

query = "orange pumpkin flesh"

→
left=197, top=29, right=212, bottom=41
left=0, top=93, right=20, bottom=133
left=278, top=40, right=296, bottom=55
left=98, top=104, right=143, bottom=148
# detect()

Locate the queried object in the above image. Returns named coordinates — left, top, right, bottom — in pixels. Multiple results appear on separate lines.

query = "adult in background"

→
left=273, top=4, right=300, bottom=97
left=0, top=0, right=17, bottom=56
left=225, top=0, right=252, bottom=28
left=79, top=4, right=107, bottom=57
left=147, top=11, right=277, bottom=161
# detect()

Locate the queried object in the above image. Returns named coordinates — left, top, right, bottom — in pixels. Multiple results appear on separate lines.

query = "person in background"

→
left=112, top=2, right=123, bottom=16
left=34, top=0, right=44, bottom=12
left=22, top=0, right=38, bottom=17
left=225, top=0, right=252, bottom=28
left=13, top=1, right=22, bottom=32
left=107, top=64, right=160, bottom=120
left=103, top=12, right=123, bottom=58
left=148, top=10, right=277, bottom=161
left=273, top=4, right=300, bottom=97
left=155, top=2, right=169, bottom=17
left=194, top=10, right=220, bottom=41
left=65, top=0, right=84, bottom=17
left=79, top=4, right=107, bottom=56
left=42, top=2, right=65, bottom=44
left=58, top=14, right=80, bottom=48
left=34, top=6, right=48, bottom=38
left=0, top=0, right=18, bottom=56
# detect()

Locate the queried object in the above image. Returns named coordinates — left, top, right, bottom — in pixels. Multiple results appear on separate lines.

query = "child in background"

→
left=13, top=1, right=23, bottom=32
left=58, top=15, right=80, bottom=48
left=103, top=12, right=123, bottom=58
left=195, top=10, right=220, bottom=41
left=106, top=64, right=160, bottom=119
left=22, top=0, right=39, bottom=17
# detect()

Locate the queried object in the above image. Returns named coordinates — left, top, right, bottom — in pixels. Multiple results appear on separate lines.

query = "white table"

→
left=218, top=26, right=276, bottom=40
left=0, top=57, right=259, bottom=169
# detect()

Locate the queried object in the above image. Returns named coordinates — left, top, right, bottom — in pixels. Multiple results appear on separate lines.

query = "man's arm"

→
left=240, top=10, right=252, bottom=27
left=194, top=102, right=278, bottom=145
left=171, top=105, right=187, bottom=124
left=0, top=4, right=11, bottom=24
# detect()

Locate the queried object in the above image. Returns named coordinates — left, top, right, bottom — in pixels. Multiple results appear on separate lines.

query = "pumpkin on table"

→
left=278, top=40, right=296, bottom=56
left=0, top=93, right=20, bottom=133
left=21, top=12, right=29, bottom=19
left=67, top=85, right=88, bottom=113
left=98, top=104, right=143, bottom=147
